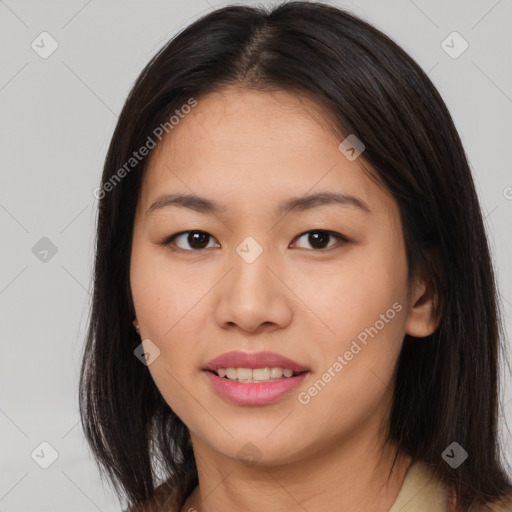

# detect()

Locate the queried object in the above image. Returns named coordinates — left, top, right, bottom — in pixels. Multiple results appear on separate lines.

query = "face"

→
left=130, top=86, right=417, bottom=466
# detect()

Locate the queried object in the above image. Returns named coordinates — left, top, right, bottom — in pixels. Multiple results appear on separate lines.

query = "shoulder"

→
left=123, top=480, right=180, bottom=512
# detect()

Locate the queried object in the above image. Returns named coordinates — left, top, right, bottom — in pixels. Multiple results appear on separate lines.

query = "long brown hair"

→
left=79, top=2, right=512, bottom=510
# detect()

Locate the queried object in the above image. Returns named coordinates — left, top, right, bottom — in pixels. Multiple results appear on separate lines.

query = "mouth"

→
left=202, top=351, right=310, bottom=406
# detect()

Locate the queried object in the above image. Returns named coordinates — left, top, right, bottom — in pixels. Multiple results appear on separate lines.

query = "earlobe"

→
left=405, top=275, right=441, bottom=338
left=132, top=319, right=140, bottom=333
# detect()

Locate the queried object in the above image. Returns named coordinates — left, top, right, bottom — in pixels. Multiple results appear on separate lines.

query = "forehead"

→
left=138, top=87, right=391, bottom=218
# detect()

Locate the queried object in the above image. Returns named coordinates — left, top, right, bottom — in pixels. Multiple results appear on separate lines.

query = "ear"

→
left=132, top=318, right=140, bottom=330
left=405, top=271, right=441, bottom=338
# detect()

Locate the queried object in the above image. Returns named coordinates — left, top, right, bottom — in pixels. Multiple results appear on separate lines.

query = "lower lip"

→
left=203, top=371, right=309, bottom=406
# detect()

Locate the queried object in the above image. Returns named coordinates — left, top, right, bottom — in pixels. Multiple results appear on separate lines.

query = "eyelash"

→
left=158, top=229, right=350, bottom=253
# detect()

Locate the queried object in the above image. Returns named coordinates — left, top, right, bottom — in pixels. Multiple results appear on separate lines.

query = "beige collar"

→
left=388, top=461, right=450, bottom=512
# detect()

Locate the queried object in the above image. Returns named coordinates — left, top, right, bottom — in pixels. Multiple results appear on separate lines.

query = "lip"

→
left=202, top=351, right=310, bottom=406
left=203, top=350, right=309, bottom=373
left=204, top=371, right=309, bottom=406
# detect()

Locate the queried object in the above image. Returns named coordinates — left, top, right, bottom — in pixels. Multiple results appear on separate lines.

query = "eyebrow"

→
left=146, top=191, right=371, bottom=217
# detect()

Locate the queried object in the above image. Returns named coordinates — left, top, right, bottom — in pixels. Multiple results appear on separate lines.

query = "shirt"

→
left=389, top=461, right=512, bottom=512
left=389, top=460, right=450, bottom=511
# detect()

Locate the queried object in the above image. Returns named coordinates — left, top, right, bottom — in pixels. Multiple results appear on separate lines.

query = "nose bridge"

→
left=213, top=233, right=292, bottom=331
left=235, top=234, right=267, bottom=267
left=231, top=234, right=274, bottom=296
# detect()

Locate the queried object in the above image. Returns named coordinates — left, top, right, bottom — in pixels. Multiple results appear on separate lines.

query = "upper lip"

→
left=203, top=351, right=310, bottom=373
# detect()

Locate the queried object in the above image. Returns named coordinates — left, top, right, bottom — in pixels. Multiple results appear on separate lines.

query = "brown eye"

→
left=161, top=230, right=219, bottom=251
left=292, top=230, right=348, bottom=250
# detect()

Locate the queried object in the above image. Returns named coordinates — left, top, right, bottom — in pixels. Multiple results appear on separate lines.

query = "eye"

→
left=291, top=230, right=349, bottom=251
left=159, top=230, right=219, bottom=252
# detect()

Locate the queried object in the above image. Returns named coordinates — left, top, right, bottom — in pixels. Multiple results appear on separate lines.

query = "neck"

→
left=182, top=427, right=412, bottom=512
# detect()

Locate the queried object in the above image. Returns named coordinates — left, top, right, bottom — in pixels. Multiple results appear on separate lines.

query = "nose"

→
left=213, top=242, right=293, bottom=334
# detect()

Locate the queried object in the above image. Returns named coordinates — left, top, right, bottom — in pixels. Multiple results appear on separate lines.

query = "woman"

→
left=79, top=2, right=512, bottom=511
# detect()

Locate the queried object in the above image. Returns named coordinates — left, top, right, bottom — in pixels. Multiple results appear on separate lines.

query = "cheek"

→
left=293, top=236, right=409, bottom=403
left=292, top=237, right=408, bottom=342
left=130, top=240, right=203, bottom=339
left=295, top=301, right=407, bottom=443
left=130, top=244, right=214, bottom=412
left=130, top=264, right=196, bottom=423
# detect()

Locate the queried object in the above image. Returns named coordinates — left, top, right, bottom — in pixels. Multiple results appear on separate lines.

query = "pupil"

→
left=189, top=231, right=209, bottom=249
left=310, top=231, right=329, bottom=249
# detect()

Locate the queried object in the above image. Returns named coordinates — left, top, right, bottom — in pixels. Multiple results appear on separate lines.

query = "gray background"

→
left=1, top=0, right=511, bottom=510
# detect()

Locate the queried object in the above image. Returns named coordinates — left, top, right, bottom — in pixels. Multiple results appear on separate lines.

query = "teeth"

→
left=237, top=368, right=252, bottom=381
left=270, top=367, right=282, bottom=379
left=215, top=367, right=297, bottom=382
left=226, top=368, right=237, bottom=380
left=253, top=368, right=271, bottom=380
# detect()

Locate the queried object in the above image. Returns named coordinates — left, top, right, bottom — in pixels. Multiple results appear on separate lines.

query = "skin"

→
left=129, top=86, right=439, bottom=512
